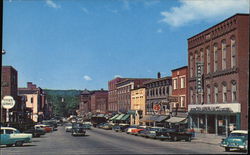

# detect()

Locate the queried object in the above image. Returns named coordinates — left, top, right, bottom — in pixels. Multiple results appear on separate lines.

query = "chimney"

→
left=157, top=72, right=161, bottom=78
left=27, top=82, right=33, bottom=89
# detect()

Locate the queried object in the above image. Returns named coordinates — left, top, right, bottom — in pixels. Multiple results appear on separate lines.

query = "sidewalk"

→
left=192, top=133, right=226, bottom=145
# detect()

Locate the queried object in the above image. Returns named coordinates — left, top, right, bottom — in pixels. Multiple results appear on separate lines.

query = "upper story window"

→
left=180, top=77, right=186, bottom=88
left=190, top=88, right=193, bottom=104
left=200, top=48, right=204, bottom=64
left=195, top=52, right=198, bottom=76
left=173, top=78, right=178, bottom=90
left=190, top=55, right=193, bottom=77
left=222, top=82, right=227, bottom=103
left=31, top=97, right=34, bottom=104
left=195, top=93, right=199, bottom=104
left=214, top=44, right=218, bottom=72
left=231, top=36, right=236, bottom=68
left=221, top=40, right=227, bottom=70
left=180, top=96, right=185, bottom=107
left=207, top=86, right=211, bottom=104
left=206, top=47, right=210, bottom=74
left=214, top=84, right=218, bottom=103
left=231, top=80, right=237, bottom=102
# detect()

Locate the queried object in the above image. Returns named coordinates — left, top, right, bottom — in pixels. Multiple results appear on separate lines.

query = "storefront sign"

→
left=190, top=106, right=233, bottom=113
left=2, top=96, right=15, bottom=109
left=188, top=103, right=241, bottom=113
left=196, top=62, right=203, bottom=94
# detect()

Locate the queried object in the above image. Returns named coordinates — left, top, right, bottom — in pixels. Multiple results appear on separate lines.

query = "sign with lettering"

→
left=1, top=96, right=15, bottom=109
left=196, top=62, right=203, bottom=94
left=190, top=106, right=233, bottom=113
left=167, top=96, right=178, bottom=102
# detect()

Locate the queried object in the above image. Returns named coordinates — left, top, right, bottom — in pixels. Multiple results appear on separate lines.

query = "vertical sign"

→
left=196, top=62, right=203, bottom=94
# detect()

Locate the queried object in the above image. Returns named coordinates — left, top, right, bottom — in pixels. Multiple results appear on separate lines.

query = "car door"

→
left=0, top=129, right=8, bottom=145
left=4, top=129, right=16, bottom=144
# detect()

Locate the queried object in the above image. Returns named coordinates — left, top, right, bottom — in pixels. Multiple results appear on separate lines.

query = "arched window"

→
left=222, top=82, right=227, bottom=102
left=231, top=36, right=236, bottom=68
left=221, top=40, right=227, bottom=70
left=231, top=80, right=237, bottom=102
left=214, top=43, right=218, bottom=72
left=206, top=47, right=210, bottom=74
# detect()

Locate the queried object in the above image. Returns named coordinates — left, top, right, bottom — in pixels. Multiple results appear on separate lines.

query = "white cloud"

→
left=114, top=75, right=122, bottom=78
left=81, top=7, right=89, bottom=14
left=144, top=0, right=160, bottom=7
left=84, top=75, right=92, bottom=81
left=157, top=28, right=163, bottom=33
left=122, top=0, right=130, bottom=10
left=160, top=0, right=249, bottom=27
left=45, top=0, right=61, bottom=9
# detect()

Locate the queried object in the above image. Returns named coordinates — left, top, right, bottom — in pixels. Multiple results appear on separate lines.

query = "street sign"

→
left=1, top=96, right=15, bottom=109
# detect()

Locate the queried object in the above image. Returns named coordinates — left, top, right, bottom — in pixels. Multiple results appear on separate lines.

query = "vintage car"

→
left=125, top=125, right=138, bottom=134
left=155, top=128, right=192, bottom=141
left=65, top=123, right=73, bottom=132
left=220, top=130, right=248, bottom=152
left=131, top=126, right=147, bottom=135
left=113, top=124, right=130, bottom=132
left=23, top=127, right=46, bottom=137
left=141, top=127, right=164, bottom=138
left=82, top=124, right=92, bottom=130
left=101, top=123, right=113, bottom=130
left=35, top=124, right=52, bottom=133
left=71, top=123, right=86, bottom=136
left=0, top=127, right=32, bottom=147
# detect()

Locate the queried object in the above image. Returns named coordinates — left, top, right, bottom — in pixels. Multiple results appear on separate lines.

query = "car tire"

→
left=15, top=141, right=23, bottom=147
left=225, top=147, right=230, bottom=152
left=185, top=136, right=191, bottom=142
left=173, top=136, right=178, bottom=141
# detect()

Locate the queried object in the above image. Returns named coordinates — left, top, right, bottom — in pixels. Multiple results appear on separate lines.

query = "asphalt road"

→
left=0, top=126, right=246, bottom=155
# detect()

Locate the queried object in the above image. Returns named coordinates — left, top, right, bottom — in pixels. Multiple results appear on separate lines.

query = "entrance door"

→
left=207, top=115, right=215, bottom=133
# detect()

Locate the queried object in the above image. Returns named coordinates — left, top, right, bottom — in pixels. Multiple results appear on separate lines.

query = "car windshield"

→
left=73, top=123, right=84, bottom=128
left=230, top=133, right=247, bottom=137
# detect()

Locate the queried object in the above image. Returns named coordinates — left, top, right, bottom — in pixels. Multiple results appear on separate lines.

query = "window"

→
left=206, top=47, right=210, bottom=74
left=31, top=97, right=34, bottom=103
left=222, top=40, right=227, bottom=70
left=181, top=77, right=185, bottom=88
left=200, top=49, right=204, bottom=64
left=207, top=87, right=211, bottom=104
left=231, top=37, right=236, bottom=68
left=190, top=55, right=193, bottom=77
left=180, top=96, right=185, bottom=107
left=195, top=93, right=199, bottom=104
left=173, top=79, right=177, bottom=89
left=214, top=85, right=218, bottom=103
left=222, top=83, right=227, bottom=102
left=5, top=129, right=14, bottom=134
left=214, top=44, right=218, bottom=72
left=232, top=81, right=237, bottom=102
left=190, top=89, right=193, bottom=104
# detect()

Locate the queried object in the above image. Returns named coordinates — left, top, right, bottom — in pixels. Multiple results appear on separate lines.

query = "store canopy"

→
left=166, top=117, right=187, bottom=124
left=120, top=114, right=130, bottom=121
left=127, top=110, right=136, bottom=115
left=114, top=114, right=125, bottom=121
left=156, top=116, right=169, bottom=122
left=97, top=114, right=105, bottom=117
left=140, top=115, right=159, bottom=122
left=109, top=114, right=120, bottom=120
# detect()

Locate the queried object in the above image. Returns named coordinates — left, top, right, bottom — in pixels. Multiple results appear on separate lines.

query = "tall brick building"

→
left=79, top=89, right=91, bottom=115
left=187, top=14, right=249, bottom=135
left=90, top=89, right=108, bottom=114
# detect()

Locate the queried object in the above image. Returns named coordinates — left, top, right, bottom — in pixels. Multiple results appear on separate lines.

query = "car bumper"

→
left=155, top=135, right=170, bottom=139
left=220, top=144, right=247, bottom=150
left=72, top=132, right=86, bottom=136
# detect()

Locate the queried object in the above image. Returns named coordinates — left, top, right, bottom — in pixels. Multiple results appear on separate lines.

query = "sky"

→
left=3, top=0, right=249, bottom=90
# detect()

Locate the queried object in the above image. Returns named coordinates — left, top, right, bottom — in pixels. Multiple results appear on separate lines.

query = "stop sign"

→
left=1, top=96, right=15, bottom=109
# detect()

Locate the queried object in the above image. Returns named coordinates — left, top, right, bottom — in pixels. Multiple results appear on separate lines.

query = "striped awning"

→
left=109, top=114, right=120, bottom=120
left=120, top=114, right=130, bottom=121
left=114, top=114, right=125, bottom=120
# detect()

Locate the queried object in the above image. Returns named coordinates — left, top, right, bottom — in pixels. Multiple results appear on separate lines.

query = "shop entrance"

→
left=207, top=115, right=215, bottom=133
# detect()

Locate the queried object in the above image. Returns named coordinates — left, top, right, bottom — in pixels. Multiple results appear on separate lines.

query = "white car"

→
left=65, top=123, right=72, bottom=132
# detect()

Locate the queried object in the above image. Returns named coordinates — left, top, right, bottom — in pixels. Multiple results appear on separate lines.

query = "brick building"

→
left=171, top=66, right=188, bottom=113
left=116, top=78, right=152, bottom=113
left=90, top=89, right=108, bottom=114
left=79, top=89, right=91, bottom=115
left=187, top=14, right=249, bottom=136
left=108, top=77, right=127, bottom=113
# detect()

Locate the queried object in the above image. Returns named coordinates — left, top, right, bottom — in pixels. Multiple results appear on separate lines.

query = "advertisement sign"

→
left=196, top=62, right=203, bottom=94
left=1, top=96, right=15, bottom=109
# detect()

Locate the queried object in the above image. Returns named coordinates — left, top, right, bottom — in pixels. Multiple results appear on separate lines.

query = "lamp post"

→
left=1, top=50, right=6, bottom=124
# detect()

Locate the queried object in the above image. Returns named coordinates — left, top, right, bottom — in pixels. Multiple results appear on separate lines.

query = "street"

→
left=0, top=126, right=246, bottom=154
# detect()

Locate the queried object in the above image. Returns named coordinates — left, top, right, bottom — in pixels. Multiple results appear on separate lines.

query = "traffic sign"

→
left=1, top=96, right=15, bottom=109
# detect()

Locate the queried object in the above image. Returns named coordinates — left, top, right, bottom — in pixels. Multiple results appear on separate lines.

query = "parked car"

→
left=131, top=126, right=147, bottom=135
left=155, top=128, right=192, bottom=142
left=65, top=123, right=73, bottom=132
left=0, top=127, right=32, bottom=147
left=71, top=123, right=86, bottom=136
left=23, top=128, right=45, bottom=138
left=82, top=124, right=92, bottom=130
left=139, top=127, right=163, bottom=138
left=125, top=125, right=138, bottom=134
left=35, top=124, right=52, bottom=133
left=220, top=130, right=248, bottom=152
left=96, top=122, right=106, bottom=128
left=102, top=123, right=113, bottom=130
left=113, top=124, right=130, bottom=132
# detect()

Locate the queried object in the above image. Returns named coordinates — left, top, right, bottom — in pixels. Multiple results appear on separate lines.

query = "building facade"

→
left=90, top=89, right=108, bottom=114
left=188, top=14, right=249, bottom=135
left=79, top=89, right=91, bottom=116
left=171, top=66, right=188, bottom=114
left=130, top=88, right=146, bottom=125
left=116, top=78, right=152, bottom=113
left=108, top=77, right=126, bottom=113
left=18, top=82, right=46, bottom=122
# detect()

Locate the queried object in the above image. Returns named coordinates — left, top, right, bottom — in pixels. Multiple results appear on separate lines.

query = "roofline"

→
left=143, top=76, right=172, bottom=84
left=116, top=78, right=154, bottom=85
left=171, top=66, right=188, bottom=72
left=187, top=13, right=249, bottom=40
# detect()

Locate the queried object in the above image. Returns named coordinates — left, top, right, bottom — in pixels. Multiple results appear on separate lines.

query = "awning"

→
left=127, top=110, right=136, bottom=115
left=140, top=115, right=159, bottom=122
left=156, top=115, right=169, bottom=122
left=120, top=114, right=130, bottom=121
left=114, top=114, right=125, bottom=121
left=166, top=117, right=187, bottom=124
left=109, top=114, right=120, bottom=120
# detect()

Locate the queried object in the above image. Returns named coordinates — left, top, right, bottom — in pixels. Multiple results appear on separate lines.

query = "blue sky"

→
left=3, top=0, right=249, bottom=90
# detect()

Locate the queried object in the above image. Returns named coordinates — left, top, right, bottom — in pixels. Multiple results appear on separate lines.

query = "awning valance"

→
left=140, top=115, right=159, bottom=122
left=121, top=114, right=130, bottom=121
left=114, top=114, right=125, bottom=120
left=166, top=117, right=187, bottom=124
left=109, top=114, right=120, bottom=120
left=156, top=115, right=169, bottom=122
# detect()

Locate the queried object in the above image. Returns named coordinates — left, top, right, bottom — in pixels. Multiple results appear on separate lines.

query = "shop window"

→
left=214, top=85, right=218, bottom=103
left=222, top=83, right=227, bottom=103
left=221, top=40, right=227, bottom=70
left=231, top=36, right=236, bottom=68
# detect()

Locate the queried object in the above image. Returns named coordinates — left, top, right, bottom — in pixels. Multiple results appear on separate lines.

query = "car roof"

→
left=231, top=130, right=248, bottom=134
left=1, top=127, right=18, bottom=130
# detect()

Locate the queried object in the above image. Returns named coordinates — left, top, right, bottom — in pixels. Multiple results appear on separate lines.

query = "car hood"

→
left=225, top=137, right=245, bottom=143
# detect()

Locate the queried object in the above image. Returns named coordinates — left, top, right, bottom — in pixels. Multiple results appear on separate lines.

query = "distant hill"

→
left=44, top=89, right=82, bottom=117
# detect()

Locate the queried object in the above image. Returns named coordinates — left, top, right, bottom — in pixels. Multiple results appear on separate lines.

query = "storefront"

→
left=188, top=103, right=241, bottom=137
